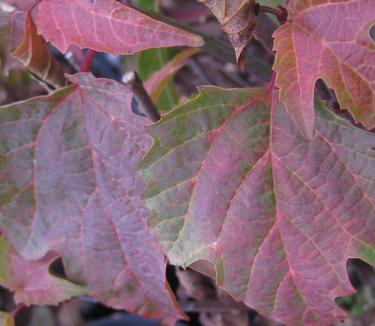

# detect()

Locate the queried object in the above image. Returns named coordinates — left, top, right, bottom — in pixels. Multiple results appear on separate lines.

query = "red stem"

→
left=26, top=0, right=42, bottom=13
left=276, top=6, right=288, bottom=25
left=267, top=72, right=277, bottom=91
left=11, top=304, right=26, bottom=318
left=80, top=50, right=96, bottom=73
left=257, top=5, right=288, bottom=25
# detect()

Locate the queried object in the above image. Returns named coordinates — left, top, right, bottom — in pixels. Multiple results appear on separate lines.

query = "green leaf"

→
left=137, top=48, right=179, bottom=112
left=133, top=0, right=182, bottom=112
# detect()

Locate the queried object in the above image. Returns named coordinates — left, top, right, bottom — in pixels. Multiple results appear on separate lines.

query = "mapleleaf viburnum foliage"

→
left=0, top=0, right=374, bottom=326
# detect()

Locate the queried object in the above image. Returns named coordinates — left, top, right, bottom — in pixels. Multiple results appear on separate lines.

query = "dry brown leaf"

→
left=199, top=0, right=257, bottom=62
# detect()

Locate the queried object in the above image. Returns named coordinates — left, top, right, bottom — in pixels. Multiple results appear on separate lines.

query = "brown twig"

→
left=179, top=299, right=249, bottom=312
left=256, top=5, right=279, bottom=16
left=122, top=71, right=161, bottom=122
left=267, top=71, right=277, bottom=91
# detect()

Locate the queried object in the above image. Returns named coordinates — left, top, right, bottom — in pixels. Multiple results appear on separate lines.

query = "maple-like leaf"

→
left=0, top=73, right=185, bottom=325
left=0, top=236, right=85, bottom=305
left=12, top=14, right=68, bottom=89
left=273, top=0, right=375, bottom=138
left=141, top=87, right=375, bottom=325
left=198, top=0, right=257, bottom=61
left=36, top=0, right=204, bottom=55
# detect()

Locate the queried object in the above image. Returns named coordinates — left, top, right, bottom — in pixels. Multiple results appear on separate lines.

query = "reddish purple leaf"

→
left=1, top=0, right=34, bottom=11
left=0, top=236, right=85, bottom=305
left=273, top=0, right=375, bottom=138
left=36, top=0, right=204, bottom=55
left=141, top=87, right=375, bottom=325
left=0, top=73, right=185, bottom=325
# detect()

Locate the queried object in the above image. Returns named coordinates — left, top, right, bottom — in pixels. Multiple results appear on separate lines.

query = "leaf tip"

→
left=190, top=34, right=205, bottom=48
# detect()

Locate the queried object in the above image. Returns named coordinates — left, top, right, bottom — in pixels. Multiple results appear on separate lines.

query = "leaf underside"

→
left=273, top=0, right=375, bottom=138
left=12, top=14, right=68, bottom=89
left=0, top=73, right=184, bottom=325
left=199, top=0, right=257, bottom=61
left=141, top=87, right=375, bottom=326
left=37, top=0, right=204, bottom=55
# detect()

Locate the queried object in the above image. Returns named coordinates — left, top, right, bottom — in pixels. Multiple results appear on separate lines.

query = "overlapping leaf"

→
left=145, top=48, right=200, bottom=104
left=133, top=0, right=182, bottom=113
left=0, top=73, right=185, bottom=325
left=141, top=87, right=375, bottom=325
left=198, top=0, right=257, bottom=61
left=274, top=0, right=375, bottom=138
left=0, top=236, right=85, bottom=305
left=12, top=14, right=68, bottom=89
left=37, top=0, right=204, bottom=55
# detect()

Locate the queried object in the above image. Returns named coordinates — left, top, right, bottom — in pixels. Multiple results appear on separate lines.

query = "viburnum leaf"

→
left=36, top=0, right=204, bottom=55
left=145, top=48, right=200, bottom=104
left=198, top=0, right=257, bottom=62
left=273, top=0, right=375, bottom=138
left=12, top=14, right=68, bottom=89
left=141, top=87, right=375, bottom=325
left=0, top=236, right=85, bottom=305
left=0, top=73, right=185, bottom=325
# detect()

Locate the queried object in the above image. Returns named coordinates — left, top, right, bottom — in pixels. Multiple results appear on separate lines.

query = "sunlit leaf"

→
left=37, top=0, right=204, bottom=55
